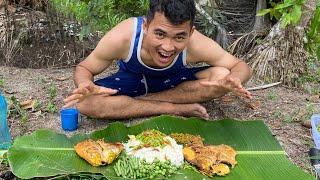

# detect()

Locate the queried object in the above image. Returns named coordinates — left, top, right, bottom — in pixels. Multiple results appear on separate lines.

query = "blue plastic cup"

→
left=60, top=108, right=79, bottom=131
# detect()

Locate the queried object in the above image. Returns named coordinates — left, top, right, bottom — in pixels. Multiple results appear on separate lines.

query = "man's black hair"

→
left=146, top=0, right=196, bottom=27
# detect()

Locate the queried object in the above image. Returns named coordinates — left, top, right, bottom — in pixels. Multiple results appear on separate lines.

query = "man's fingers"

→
left=63, top=99, right=79, bottom=108
left=63, top=94, right=83, bottom=103
left=234, top=88, right=252, bottom=99
left=226, top=78, right=243, bottom=89
left=73, top=86, right=117, bottom=96
left=97, top=87, right=118, bottom=95
left=73, top=87, right=90, bottom=95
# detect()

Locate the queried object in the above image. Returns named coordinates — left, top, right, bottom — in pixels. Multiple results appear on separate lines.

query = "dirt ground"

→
left=0, top=65, right=319, bottom=178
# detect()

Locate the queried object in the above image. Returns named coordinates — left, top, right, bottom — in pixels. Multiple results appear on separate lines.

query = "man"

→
left=63, top=0, right=252, bottom=120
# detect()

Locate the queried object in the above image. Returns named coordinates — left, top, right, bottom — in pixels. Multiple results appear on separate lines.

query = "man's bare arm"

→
left=64, top=18, right=134, bottom=108
left=216, top=53, right=252, bottom=83
left=74, top=18, right=134, bottom=86
left=187, top=30, right=252, bottom=83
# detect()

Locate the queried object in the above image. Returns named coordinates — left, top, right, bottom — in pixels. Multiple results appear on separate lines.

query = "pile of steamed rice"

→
left=123, top=135, right=184, bottom=167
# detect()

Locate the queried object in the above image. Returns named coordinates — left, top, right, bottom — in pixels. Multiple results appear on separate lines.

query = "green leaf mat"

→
left=8, top=115, right=313, bottom=179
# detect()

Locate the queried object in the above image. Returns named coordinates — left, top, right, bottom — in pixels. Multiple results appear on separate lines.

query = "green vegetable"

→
left=136, top=129, right=169, bottom=148
left=113, top=154, right=180, bottom=179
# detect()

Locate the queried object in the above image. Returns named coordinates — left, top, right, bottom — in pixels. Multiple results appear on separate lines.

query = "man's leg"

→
left=76, top=95, right=209, bottom=120
left=138, top=67, right=230, bottom=103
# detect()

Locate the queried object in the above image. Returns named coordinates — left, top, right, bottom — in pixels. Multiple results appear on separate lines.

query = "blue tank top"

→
left=118, top=16, right=187, bottom=77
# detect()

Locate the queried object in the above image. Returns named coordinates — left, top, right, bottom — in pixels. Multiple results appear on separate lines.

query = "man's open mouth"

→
left=158, top=51, right=174, bottom=63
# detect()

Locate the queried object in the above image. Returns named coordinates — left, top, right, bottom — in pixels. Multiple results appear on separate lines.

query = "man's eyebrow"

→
left=175, top=32, right=188, bottom=36
left=154, top=29, right=166, bottom=34
left=154, top=29, right=187, bottom=36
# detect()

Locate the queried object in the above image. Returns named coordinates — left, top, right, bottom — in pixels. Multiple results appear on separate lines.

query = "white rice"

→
left=123, top=136, right=184, bottom=167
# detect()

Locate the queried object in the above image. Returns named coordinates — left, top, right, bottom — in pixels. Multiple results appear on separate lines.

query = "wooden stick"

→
left=246, top=82, right=282, bottom=91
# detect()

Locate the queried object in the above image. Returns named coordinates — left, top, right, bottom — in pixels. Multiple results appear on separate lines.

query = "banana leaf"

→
left=8, top=115, right=313, bottom=179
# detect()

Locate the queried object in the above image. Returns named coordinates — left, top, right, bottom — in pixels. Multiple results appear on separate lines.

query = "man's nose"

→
left=161, top=38, right=175, bottom=52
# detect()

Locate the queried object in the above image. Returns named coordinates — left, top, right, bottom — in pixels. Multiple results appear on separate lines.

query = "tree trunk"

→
left=245, top=0, right=317, bottom=87
left=252, top=0, right=271, bottom=34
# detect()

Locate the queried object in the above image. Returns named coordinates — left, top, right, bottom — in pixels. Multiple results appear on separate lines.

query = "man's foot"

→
left=173, top=103, right=209, bottom=120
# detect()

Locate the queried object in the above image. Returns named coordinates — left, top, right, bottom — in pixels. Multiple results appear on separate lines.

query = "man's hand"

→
left=63, top=82, right=118, bottom=108
left=200, top=75, right=252, bottom=99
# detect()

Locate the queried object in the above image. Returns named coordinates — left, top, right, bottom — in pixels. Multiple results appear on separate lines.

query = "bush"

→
left=51, top=0, right=149, bottom=39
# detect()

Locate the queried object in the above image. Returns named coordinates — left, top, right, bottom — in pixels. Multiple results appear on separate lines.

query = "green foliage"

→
left=195, top=3, right=226, bottom=40
left=298, top=55, right=320, bottom=90
left=49, top=83, right=57, bottom=100
left=284, top=114, right=293, bottom=123
left=45, top=83, right=57, bottom=113
left=51, top=0, right=149, bottom=39
left=273, top=111, right=282, bottom=118
left=257, top=0, right=305, bottom=28
left=306, top=6, right=320, bottom=60
left=267, top=89, right=278, bottom=101
left=0, top=151, right=9, bottom=167
left=33, top=99, right=41, bottom=112
left=8, top=96, right=28, bottom=124
left=0, top=78, right=4, bottom=88
left=45, top=102, right=57, bottom=113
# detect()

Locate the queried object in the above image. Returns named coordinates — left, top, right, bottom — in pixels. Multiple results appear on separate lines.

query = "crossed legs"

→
left=76, top=67, right=230, bottom=120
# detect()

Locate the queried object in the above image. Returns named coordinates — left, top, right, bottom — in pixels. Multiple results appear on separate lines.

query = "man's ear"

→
left=189, top=26, right=195, bottom=37
left=143, top=18, right=149, bottom=33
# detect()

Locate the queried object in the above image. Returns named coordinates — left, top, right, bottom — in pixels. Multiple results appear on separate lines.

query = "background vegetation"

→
left=51, top=0, right=149, bottom=39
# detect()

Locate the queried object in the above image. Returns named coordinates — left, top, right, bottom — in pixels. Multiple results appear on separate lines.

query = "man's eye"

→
left=176, top=36, right=185, bottom=41
left=155, top=32, right=164, bottom=38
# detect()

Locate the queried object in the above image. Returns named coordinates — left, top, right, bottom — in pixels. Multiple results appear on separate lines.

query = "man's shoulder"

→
left=186, top=29, right=223, bottom=63
left=108, top=17, right=136, bottom=43
left=94, top=17, right=137, bottom=60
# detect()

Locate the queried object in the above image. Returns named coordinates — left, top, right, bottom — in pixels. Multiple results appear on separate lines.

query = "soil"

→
left=0, top=65, right=319, bottom=178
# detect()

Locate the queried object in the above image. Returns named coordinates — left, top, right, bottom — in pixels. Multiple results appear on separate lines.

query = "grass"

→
left=0, top=78, right=4, bottom=88
left=273, top=111, right=282, bottom=118
left=0, top=151, right=9, bottom=167
left=36, top=76, right=48, bottom=84
left=45, top=83, right=58, bottom=113
left=283, top=114, right=294, bottom=123
left=302, top=139, right=314, bottom=148
left=299, top=56, right=320, bottom=95
left=8, top=96, right=28, bottom=121
left=267, top=90, right=278, bottom=101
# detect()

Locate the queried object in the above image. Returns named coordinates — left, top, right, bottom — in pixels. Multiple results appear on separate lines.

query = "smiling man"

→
left=63, top=0, right=252, bottom=120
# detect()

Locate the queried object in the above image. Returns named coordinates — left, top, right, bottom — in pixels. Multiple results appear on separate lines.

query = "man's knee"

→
left=76, top=98, right=94, bottom=117
left=75, top=95, right=107, bottom=118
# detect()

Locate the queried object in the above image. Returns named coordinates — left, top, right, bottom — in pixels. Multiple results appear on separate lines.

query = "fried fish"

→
left=74, top=139, right=124, bottom=166
left=183, top=144, right=237, bottom=177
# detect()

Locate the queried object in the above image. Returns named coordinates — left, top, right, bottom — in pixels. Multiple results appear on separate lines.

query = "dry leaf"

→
left=0, top=0, right=4, bottom=7
left=20, top=99, right=36, bottom=110
left=220, top=95, right=233, bottom=103
left=8, top=5, right=16, bottom=14
left=306, top=95, right=320, bottom=103
left=245, top=101, right=261, bottom=110
left=55, top=76, right=70, bottom=81
left=301, top=120, right=311, bottom=129
left=4, top=89, right=15, bottom=94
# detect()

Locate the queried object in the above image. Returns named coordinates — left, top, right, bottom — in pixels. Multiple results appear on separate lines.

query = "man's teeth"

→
left=159, top=52, right=173, bottom=57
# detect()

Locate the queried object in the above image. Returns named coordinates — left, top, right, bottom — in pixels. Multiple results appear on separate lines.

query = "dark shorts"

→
left=94, top=66, right=209, bottom=97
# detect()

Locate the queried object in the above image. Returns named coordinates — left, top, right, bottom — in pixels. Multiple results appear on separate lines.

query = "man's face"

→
left=143, top=12, right=194, bottom=67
